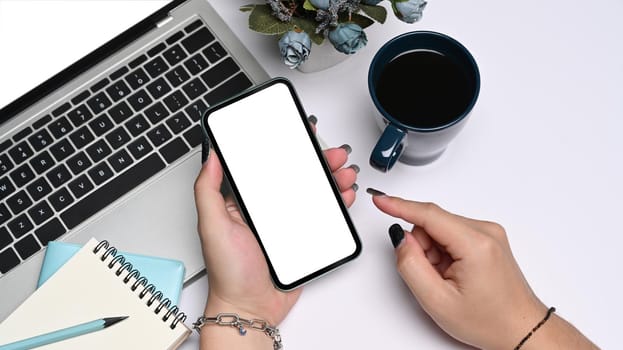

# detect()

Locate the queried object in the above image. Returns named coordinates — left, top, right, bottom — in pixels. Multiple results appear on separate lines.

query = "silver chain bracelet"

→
left=193, top=313, right=283, bottom=350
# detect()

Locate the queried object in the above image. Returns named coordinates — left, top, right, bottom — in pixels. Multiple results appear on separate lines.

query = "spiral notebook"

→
left=0, top=238, right=191, bottom=349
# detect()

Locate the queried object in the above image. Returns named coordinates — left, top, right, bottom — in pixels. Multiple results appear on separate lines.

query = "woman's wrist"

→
left=198, top=295, right=279, bottom=350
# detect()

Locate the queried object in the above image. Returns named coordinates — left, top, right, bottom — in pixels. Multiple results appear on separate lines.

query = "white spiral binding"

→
left=93, top=240, right=187, bottom=329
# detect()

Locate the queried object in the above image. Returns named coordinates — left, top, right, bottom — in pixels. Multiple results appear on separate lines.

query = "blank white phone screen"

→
left=207, top=82, right=358, bottom=286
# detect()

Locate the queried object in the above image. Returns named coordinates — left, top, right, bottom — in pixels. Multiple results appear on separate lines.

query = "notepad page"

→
left=0, top=238, right=191, bottom=349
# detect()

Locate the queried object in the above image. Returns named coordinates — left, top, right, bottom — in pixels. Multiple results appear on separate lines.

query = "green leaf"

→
left=303, top=0, right=317, bottom=11
left=342, top=13, right=375, bottom=29
left=248, top=5, right=293, bottom=35
left=291, top=17, right=325, bottom=45
left=359, top=4, right=387, bottom=24
left=239, top=4, right=255, bottom=12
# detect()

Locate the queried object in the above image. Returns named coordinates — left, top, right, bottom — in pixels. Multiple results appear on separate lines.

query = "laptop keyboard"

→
left=0, top=19, right=253, bottom=275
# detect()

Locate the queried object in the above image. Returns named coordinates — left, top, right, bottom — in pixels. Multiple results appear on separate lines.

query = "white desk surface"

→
left=1, top=1, right=622, bottom=348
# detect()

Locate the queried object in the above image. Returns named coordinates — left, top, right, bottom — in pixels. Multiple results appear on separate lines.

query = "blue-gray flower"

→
left=309, top=0, right=331, bottom=10
left=278, top=30, right=312, bottom=69
left=361, top=0, right=384, bottom=5
left=392, top=0, right=427, bottom=23
left=328, top=23, right=367, bottom=55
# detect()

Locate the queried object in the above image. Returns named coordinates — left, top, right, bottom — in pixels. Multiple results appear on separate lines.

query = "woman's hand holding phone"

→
left=194, top=136, right=358, bottom=349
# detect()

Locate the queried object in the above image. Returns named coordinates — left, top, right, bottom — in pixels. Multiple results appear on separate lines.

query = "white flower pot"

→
left=297, top=41, right=350, bottom=73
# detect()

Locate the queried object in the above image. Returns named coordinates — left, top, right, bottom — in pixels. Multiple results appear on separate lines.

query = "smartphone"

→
left=202, top=78, right=361, bottom=290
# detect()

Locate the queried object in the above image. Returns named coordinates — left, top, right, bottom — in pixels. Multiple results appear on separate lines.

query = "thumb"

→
left=194, top=151, right=230, bottom=233
left=390, top=224, right=449, bottom=310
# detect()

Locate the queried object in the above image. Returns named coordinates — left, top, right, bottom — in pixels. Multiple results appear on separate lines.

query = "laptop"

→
left=0, top=0, right=269, bottom=320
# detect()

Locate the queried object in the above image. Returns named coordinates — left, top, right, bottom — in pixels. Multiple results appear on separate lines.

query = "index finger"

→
left=372, top=195, right=475, bottom=257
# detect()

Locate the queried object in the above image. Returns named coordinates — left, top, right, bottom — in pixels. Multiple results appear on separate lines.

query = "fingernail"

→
left=348, top=164, right=360, bottom=174
left=201, top=138, right=210, bottom=164
left=366, top=187, right=386, bottom=196
left=352, top=183, right=359, bottom=192
left=339, top=144, right=352, bottom=154
left=307, top=115, right=318, bottom=125
left=389, top=223, right=404, bottom=248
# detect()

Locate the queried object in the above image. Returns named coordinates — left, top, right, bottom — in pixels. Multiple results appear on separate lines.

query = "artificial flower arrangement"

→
left=240, top=0, right=427, bottom=69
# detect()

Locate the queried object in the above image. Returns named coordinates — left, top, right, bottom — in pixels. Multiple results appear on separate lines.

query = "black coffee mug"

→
left=369, top=31, right=480, bottom=172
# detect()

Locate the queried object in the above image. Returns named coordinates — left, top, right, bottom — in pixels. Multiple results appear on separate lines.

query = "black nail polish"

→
left=349, top=164, right=360, bottom=174
left=339, top=144, right=352, bottom=154
left=307, top=115, right=318, bottom=125
left=389, top=224, right=404, bottom=248
left=366, top=187, right=386, bottom=196
left=201, top=138, right=210, bottom=163
left=352, top=183, right=359, bottom=192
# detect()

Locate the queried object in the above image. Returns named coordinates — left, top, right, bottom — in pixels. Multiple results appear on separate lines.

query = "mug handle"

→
left=369, top=124, right=407, bottom=172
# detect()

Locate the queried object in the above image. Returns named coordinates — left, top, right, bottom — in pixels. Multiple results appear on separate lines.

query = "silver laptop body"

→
left=0, top=0, right=269, bottom=320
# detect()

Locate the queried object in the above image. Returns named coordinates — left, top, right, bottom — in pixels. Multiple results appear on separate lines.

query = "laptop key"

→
left=146, top=77, right=172, bottom=100
left=30, top=151, right=54, bottom=174
left=8, top=214, right=34, bottom=239
left=8, top=141, right=34, bottom=165
left=48, top=117, right=74, bottom=139
left=28, top=201, right=54, bottom=225
left=184, top=54, right=209, bottom=75
left=110, top=66, right=129, bottom=81
left=166, top=112, right=191, bottom=134
left=144, top=56, right=169, bottom=78
left=0, top=154, right=15, bottom=176
left=0, top=248, right=20, bottom=274
left=127, top=89, right=153, bottom=112
left=163, top=90, right=188, bottom=113
left=203, top=42, right=227, bottom=64
left=12, top=127, right=33, bottom=142
left=89, top=114, right=114, bottom=136
left=66, top=151, right=92, bottom=175
left=61, top=153, right=166, bottom=229
left=28, top=129, right=54, bottom=151
left=166, top=31, right=185, bottom=45
left=106, top=80, right=132, bottom=102
left=0, top=176, right=16, bottom=200
left=127, top=136, right=153, bottom=160
left=160, top=137, right=190, bottom=164
left=67, top=105, right=93, bottom=127
left=181, top=27, right=215, bottom=54
left=108, top=149, right=134, bottom=172
left=50, top=139, right=76, bottom=162
left=88, top=162, right=114, bottom=185
left=0, top=227, right=12, bottom=250
left=0, top=140, right=12, bottom=153
left=125, top=68, right=151, bottom=89
left=185, top=99, right=208, bottom=122
left=14, top=234, right=40, bottom=260
left=147, top=43, right=166, bottom=57
left=0, top=203, right=12, bottom=225
left=144, top=101, right=170, bottom=124
left=69, top=126, right=95, bottom=149
left=34, top=218, right=66, bottom=246
left=147, top=124, right=172, bottom=147
left=86, top=140, right=112, bottom=163
left=7, top=190, right=32, bottom=215
left=90, top=78, right=110, bottom=93
left=71, top=90, right=91, bottom=105
left=201, top=58, right=240, bottom=88
left=125, top=114, right=149, bottom=137
left=33, top=114, right=53, bottom=129
left=163, top=44, right=188, bottom=66
left=183, top=124, right=203, bottom=148
left=108, top=101, right=133, bottom=123
left=184, top=19, right=203, bottom=34
left=46, top=164, right=72, bottom=188
left=86, top=92, right=112, bottom=115
left=52, top=102, right=71, bottom=117
left=165, top=66, right=191, bottom=88
left=205, top=73, right=253, bottom=106
left=10, top=164, right=35, bottom=187
left=68, top=174, right=94, bottom=199
left=129, top=54, right=147, bottom=69
left=26, top=178, right=52, bottom=202
left=49, top=187, right=74, bottom=211
left=182, top=78, right=207, bottom=101
left=106, top=128, right=131, bottom=150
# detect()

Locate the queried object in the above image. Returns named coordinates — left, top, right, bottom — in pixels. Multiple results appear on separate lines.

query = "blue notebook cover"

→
left=38, top=241, right=185, bottom=304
